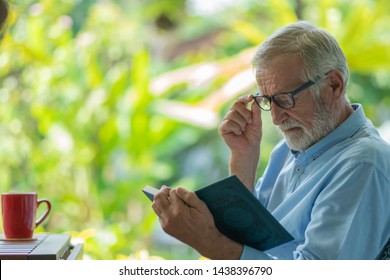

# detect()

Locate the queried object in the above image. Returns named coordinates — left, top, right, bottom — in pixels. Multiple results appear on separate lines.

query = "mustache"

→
left=277, top=119, right=304, bottom=132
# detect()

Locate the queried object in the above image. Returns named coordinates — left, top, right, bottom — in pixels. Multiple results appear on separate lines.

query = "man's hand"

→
left=152, top=187, right=243, bottom=259
left=219, top=94, right=262, bottom=152
left=218, top=94, right=262, bottom=191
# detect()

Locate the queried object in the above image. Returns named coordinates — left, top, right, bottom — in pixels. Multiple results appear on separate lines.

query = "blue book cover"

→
left=143, top=175, right=294, bottom=251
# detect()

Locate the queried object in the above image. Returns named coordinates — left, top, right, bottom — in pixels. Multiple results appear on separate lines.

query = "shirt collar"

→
left=291, top=104, right=367, bottom=160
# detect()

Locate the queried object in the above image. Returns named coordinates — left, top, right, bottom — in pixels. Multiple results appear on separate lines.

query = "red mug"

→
left=1, top=192, right=51, bottom=239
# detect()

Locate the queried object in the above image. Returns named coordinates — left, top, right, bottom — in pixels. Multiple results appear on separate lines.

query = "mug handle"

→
left=35, top=199, right=52, bottom=228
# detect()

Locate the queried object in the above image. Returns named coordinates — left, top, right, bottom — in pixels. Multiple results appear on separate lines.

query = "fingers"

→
left=152, top=187, right=205, bottom=218
left=167, top=189, right=183, bottom=208
left=250, top=97, right=262, bottom=126
left=152, top=186, right=171, bottom=216
left=175, top=187, right=205, bottom=209
left=222, top=110, right=249, bottom=135
left=219, top=94, right=256, bottom=136
left=231, top=94, right=254, bottom=124
left=160, top=185, right=171, bottom=197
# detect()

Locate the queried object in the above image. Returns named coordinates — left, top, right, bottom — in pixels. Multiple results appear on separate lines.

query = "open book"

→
left=143, top=175, right=293, bottom=251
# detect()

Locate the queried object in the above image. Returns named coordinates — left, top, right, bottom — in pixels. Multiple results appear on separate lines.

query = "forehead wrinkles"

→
left=254, top=54, right=304, bottom=95
left=256, top=70, right=279, bottom=96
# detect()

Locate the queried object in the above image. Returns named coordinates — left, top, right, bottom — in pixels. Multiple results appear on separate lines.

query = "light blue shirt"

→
left=240, top=104, right=390, bottom=260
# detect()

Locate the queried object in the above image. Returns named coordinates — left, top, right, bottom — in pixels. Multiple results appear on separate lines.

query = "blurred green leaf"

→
left=0, top=0, right=389, bottom=260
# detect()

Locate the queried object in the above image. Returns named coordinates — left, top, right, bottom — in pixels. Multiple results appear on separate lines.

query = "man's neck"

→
left=337, top=103, right=355, bottom=127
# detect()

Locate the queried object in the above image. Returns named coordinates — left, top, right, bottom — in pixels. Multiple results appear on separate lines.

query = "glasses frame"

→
left=253, top=77, right=321, bottom=111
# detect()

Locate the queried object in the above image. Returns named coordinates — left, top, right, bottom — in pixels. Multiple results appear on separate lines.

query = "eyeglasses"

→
left=253, top=77, right=321, bottom=111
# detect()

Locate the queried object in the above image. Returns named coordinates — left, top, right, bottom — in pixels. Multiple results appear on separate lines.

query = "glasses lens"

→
left=255, top=96, right=271, bottom=110
left=274, top=93, right=294, bottom=109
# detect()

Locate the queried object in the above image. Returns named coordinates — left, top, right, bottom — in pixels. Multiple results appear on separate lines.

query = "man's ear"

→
left=327, top=69, right=345, bottom=100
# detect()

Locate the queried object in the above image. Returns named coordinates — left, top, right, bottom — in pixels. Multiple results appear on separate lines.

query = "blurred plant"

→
left=0, top=0, right=389, bottom=260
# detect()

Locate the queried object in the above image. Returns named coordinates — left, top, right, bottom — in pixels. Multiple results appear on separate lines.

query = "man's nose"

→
left=271, top=103, right=289, bottom=125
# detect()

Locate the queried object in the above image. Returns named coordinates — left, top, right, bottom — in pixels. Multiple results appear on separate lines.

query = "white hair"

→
left=252, top=21, right=349, bottom=96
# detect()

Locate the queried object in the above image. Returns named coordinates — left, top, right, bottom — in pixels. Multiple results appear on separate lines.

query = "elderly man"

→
left=152, top=21, right=390, bottom=260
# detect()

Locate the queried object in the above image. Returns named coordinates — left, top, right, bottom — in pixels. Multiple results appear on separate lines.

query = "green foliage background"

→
left=0, top=0, right=389, bottom=259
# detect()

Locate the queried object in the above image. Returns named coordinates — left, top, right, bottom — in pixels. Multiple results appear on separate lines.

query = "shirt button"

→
left=296, top=167, right=302, bottom=173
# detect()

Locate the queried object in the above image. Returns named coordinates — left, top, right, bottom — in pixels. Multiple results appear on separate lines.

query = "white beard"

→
left=277, top=98, right=340, bottom=152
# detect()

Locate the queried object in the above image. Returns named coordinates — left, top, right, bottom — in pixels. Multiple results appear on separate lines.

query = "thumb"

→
left=175, top=187, right=205, bottom=209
